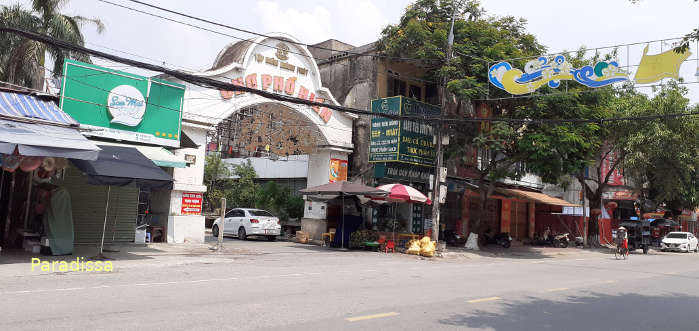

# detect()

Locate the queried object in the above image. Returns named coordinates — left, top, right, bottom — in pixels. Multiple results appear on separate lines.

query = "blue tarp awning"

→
left=0, top=91, right=78, bottom=125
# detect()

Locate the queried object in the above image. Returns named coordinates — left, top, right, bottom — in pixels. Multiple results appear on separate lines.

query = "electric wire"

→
left=2, top=27, right=699, bottom=126
left=96, top=0, right=441, bottom=86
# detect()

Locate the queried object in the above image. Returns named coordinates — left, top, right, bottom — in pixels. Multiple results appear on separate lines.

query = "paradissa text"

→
left=31, top=257, right=114, bottom=272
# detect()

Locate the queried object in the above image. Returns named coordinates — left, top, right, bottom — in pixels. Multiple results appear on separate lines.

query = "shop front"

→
left=369, top=96, right=438, bottom=240
left=159, top=33, right=355, bottom=240
left=0, top=88, right=101, bottom=254
left=58, top=60, right=204, bottom=244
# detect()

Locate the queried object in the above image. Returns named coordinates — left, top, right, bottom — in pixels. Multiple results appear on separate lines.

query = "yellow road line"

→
left=345, top=312, right=400, bottom=322
left=468, top=296, right=501, bottom=303
left=544, top=287, right=569, bottom=292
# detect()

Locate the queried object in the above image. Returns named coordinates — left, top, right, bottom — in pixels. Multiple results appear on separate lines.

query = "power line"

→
left=118, top=0, right=442, bottom=64
left=95, top=0, right=441, bottom=86
left=3, top=27, right=699, bottom=126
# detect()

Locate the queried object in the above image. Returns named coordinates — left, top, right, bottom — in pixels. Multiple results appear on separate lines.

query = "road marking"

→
left=345, top=312, right=400, bottom=322
left=468, top=296, right=501, bottom=303
left=605, top=280, right=617, bottom=284
left=544, top=287, right=569, bottom=292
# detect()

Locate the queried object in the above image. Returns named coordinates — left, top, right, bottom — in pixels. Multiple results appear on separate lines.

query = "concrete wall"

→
left=167, top=215, right=205, bottom=243
left=316, top=55, right=378, bottom=180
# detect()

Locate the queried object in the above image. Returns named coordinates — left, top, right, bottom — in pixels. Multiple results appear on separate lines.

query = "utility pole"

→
left=218, top=198, right=226, bottom=251
left=431, top=6, right=456, bottom=243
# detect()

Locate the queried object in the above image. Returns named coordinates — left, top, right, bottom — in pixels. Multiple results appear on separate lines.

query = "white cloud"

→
left=254, top=1, right=333, bottom=44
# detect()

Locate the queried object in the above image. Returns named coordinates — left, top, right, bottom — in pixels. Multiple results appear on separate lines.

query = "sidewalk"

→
left=0, top=242, right=257, bottom=278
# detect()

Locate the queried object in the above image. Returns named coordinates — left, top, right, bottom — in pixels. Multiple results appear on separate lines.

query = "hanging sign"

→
left=489, top=55, right=629, bottom=95
left=181, top=192, right=203, bottom=215
left=489, top=44, right=692, bottom=95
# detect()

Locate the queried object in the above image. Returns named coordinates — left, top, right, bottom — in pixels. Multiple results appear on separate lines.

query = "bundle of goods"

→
left=349, top=229, right=378, bottom=248
left=419, top=236, right=437, bottom=257
left=295, top=231, right=309, bottom=244
left=406, top=239, right=421, bottom=255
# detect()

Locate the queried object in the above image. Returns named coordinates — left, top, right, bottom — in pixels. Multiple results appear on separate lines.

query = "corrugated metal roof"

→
left=496, top=188, right=580, bottom=207
left=0, top=91, right=77, bottom=125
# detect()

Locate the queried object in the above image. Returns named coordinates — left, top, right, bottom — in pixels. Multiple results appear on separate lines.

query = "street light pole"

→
left=431, top=6, right=456, bottom=243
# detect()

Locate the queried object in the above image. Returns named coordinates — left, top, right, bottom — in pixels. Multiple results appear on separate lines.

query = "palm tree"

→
left=0, top=0, right=104, bottom=90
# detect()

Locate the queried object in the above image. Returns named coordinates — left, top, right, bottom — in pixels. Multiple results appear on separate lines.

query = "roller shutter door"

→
left=55, top=166, right=138, bottom=244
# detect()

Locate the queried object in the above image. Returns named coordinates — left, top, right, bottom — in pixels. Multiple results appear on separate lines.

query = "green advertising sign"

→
left=369, top=96, right=439, bottom=166
left=59, top=60, right=185, bottom=147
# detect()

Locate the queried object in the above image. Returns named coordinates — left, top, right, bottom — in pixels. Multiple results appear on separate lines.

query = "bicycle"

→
left=615, top=244, right=629, bottom=260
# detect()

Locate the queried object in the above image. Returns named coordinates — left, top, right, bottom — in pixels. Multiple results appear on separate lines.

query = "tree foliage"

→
left=0, top=0, right=104, bottom=89
left=255, top=182, right=304, bottom=221
left=204, top=156, right=259, bottom=212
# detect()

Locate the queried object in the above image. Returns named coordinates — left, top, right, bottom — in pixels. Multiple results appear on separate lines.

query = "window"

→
left=666, top=233, right=688, bottom=239
left=249, top=210, right=274, bottom=217
left=387, top=77, right=407, bottom=97
left=408, top=85, right=421, bottom=100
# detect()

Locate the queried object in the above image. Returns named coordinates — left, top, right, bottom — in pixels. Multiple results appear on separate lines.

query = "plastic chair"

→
left=378, top=236, right=386, bottom=252
left=385, top=240, right=395, bottom=253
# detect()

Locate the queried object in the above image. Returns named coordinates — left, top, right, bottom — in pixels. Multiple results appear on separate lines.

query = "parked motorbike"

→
left=482, top=232, right=512, bottom=248
left=533, top=233, right=569, bottom=248
left=443, top=230, right=461, bottom=246
left=554, top=233, right=570, bottom=248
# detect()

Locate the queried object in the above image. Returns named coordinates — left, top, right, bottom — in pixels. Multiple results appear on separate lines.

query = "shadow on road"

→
left=439, top=292, right=699, bottom=330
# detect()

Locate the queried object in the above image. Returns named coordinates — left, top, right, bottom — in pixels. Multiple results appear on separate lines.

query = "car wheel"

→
left=212, top=225, right=219, bottom=238
left=238, top=227, right=246, bottom=240
left=267, top=235, right=276, bottom=242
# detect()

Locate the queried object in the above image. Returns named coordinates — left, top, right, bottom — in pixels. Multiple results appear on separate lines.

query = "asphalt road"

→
left=2, top=236, right=699, bottom=331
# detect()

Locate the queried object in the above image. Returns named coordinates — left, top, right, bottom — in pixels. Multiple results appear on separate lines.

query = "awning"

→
left=70, top=145, right=173, bottom=189
left=496, top=188, right=580, bottom=207
left=95, top=141, right=187, bottom=168
left=0, top=118, right=100, bottom=160
left=0, top=90, right=78, bottom=125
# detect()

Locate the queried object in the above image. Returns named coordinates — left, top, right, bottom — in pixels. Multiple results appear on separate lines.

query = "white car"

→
left=212, top=208, right=281, bottom=241
left=660, top=232, right=699, bottom=253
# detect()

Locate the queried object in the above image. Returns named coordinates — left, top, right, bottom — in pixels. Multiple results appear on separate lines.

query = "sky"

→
left=5, top=0, right=699, bottom=103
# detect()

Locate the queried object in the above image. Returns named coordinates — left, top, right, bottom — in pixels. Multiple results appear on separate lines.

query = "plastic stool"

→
left=385, top=240, right=395, bottom=253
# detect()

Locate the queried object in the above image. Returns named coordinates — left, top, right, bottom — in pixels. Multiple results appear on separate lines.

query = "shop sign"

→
left=602, top=190, right=638, bottom=200
left=600, top=150, right=624, bottom=186
left=369, top=96, right=439, bottom=166
left=60, top=60, right=184, bottom=147
left=218, top=42, right=331, bottom=123
left=329, top=158, right=348, bottom=182
left=373, top=162, right=431, bottom=183
left=181, top=192, right=203, bottom=215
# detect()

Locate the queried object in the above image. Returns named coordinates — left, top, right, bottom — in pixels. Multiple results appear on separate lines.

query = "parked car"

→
left=212, top=208, right=281, bottom=241
left=660, top=232, right=699, bottom=253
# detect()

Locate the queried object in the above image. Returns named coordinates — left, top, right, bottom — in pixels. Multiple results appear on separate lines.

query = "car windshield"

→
left=248, top=210, right=274, bottom=217
left=666, top=233, right=688, bottom=239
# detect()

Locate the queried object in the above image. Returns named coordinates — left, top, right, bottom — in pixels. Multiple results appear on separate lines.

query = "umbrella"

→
left=376, top=183, right=432, bottom=205
left=300, top=181, right=386, bottom=248
left=375, top=183, right=432, bottom=242
left=71, top=145, right=172, bottom=259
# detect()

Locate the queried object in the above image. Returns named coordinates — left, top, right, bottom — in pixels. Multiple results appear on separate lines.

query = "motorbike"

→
left=533, top=232, right=569, bottom=248
left=482, top=232, right=512, bottom=248
left=443, top=229, right=461, bottom=246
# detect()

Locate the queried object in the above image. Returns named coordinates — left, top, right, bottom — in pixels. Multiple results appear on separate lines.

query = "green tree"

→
left=0, top=0, right=104, bottom=89
left=203, top=154, right=232, bottom=212
left=228, top=159, right=259, bottom=208
left=624, top=83, right=699, bottom=213
left=255, top=181, right=304, bottom=221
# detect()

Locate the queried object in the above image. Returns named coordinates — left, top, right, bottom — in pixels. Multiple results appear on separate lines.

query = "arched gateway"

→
left=169, top=33, right=355, bottom=229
